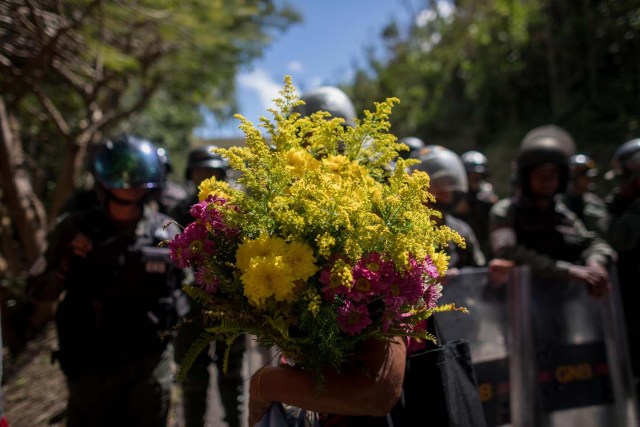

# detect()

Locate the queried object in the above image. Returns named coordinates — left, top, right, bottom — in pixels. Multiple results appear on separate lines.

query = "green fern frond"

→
left=177, top=331, right=214, bottom=381
left=181, top=284, right=213, bottom=306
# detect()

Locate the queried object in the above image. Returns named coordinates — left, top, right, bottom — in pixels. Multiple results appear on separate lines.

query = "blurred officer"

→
left=155, top=147, right=187, bottom=215
left=560, top=154, right=609, bottom=236
left=413, top=145, right=486, bottom=269
left=489, top=126, right=614, bottom=295
left=454, top=150, right=498, bottom=258
left=399, top=136, right=426, bottom=160
left=171, top=145, right=246, bottom=427
left=605, top=138, right=640, bottom=398
left=293, top=86, right=357, bottom=127
left=26, top=135, right=186, bottom=427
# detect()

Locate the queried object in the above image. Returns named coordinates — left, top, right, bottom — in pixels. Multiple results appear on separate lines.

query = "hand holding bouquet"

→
left=168, top=76, right=465, bottom=382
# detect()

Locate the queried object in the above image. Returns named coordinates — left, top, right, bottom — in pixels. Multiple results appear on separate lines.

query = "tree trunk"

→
left=0, top=97, right=47, bottom=267
left=47, top=125, right=102, bottom=222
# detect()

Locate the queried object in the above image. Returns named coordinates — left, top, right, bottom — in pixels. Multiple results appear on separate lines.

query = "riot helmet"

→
left=185, top=145, right=229, bottom=182
left=521, top=124, right=576, bottom=154
left=516, top=125, right=575, bottom=196
left=412, top=145, right=468, bottom=193
left=461, top=150, right=489, bottom=176
left=293, top=86, right=357, bottom=127
left=399, top=137, right=426, bottom=160
left=93, top=135, right=165, bottom=189
left=156, top=147, right=172, bottom=174
left=569, top=154, right=598, bottom=179
left=607, top=138, right=640, bottom=180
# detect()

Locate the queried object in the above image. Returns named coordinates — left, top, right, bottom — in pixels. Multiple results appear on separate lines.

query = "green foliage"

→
left=2, top=0, right=299, bottom=210
left=176, top=330, right=214, bottom=381
left=349, top=0, right=640, bottom=197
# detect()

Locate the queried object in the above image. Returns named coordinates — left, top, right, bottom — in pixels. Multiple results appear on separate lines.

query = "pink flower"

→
left=319, top=265, right=350, bottom=301
left=347, top=267, right=379, bottom=302
left=182, top=222, right=215, bottom=262
left=168, top=233, right=194, bottom=269
left=189, top=195, right=227, bottom=221
left=337, top=301, right=372, bottom=335
left=424, top=283, right=442, bottom=309
left=423, top=256, right=439, bottom=279
left=194, top=266, right=219, bottom=294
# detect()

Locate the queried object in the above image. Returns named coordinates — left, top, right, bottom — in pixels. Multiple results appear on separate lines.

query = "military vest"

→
left=55, top=207, right=184, bottom=376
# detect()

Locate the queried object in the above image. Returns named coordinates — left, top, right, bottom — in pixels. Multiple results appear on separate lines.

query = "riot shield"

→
left=435, top=266, right=638, bottom=427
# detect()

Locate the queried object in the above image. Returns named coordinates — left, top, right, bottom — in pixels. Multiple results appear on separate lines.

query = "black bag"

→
left=389, top=338, right=487, bottom=427
left=344, top=322, right=487, bottom=427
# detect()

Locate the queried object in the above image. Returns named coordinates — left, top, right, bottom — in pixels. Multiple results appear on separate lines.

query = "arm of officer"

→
left=26, top=215, right=92, bottom=302
left=489, top=199, right=571, bottom=280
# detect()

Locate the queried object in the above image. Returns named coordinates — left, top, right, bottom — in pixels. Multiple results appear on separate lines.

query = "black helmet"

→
left=293, top=86, right=357, bottom=127
left=521, top=124, right=576, bottom=154
left=399, top=137, right=426, bottom=159
left=606, top=138, right=640, bottom=180
left=156, top=147, right=172, bottom=174
left=93, top=135, right=164, bottom=189
left=461, top=150, right=489, bottom=176
left=412, top=145, right=468, bottom=192
left=516, top=125, right=575, bottom=195
left=185, top=145, right=228, bottom=181
left=569, top=154, right=598, bottom=178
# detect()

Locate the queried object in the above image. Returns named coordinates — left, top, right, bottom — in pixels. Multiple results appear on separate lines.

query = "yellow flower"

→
left=305, top=289, right=321, bottom=317
left=197, top=177, right=233, bottom=202
left=283, top=148, right=321, bottom=177
left=330, top=259, right=353, bottom=289
left=322, top=155, right=351, bottom=174
left=284, top=241, right=318, bottom=281
left=315, top=233, right=336, bottom=258
left=431, top=251, right=450, bottom=276
left=241, top=255, right=296, bottom=307
left=235, top=235, right=289, bottom=271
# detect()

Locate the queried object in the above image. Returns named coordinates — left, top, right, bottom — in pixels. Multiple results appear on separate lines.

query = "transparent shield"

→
left=435, top=266, right=638, bottom=427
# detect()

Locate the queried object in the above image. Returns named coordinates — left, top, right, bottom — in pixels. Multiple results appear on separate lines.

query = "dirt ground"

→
left=1, top=322, right=185, bottom=427
left=2, top=322, right=68, bottom=427
left=1, top=320, right=272, bottom=427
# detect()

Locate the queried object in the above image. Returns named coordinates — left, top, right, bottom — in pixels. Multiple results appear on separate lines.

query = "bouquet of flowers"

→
left=168, top=76, right=465, bottom=381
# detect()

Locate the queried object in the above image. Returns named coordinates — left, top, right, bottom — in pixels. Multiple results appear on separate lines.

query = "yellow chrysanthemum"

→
left=431, top=251, right=450, bottom=276
left=322, top=155, right=351, bottom=174
left=284, top=241, right=318, bottom=281
left=283, top=148, right=321, bottom=177
left=241, top=255, right=296, bottom=307
left=235, top=235, right=289, bottom=271
left=197, top=177, right=231, bottom=202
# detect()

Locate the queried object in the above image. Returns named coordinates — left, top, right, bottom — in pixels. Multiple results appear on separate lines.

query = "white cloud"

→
left=416, top=0, right=455, bottom=27
left=237, top=68, right=282, bottom=110
left=308, top=76, right=323, bottom=89
left=287, top=60, right=303, bottom=73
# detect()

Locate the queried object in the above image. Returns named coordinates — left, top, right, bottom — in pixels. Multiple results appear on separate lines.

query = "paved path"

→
left=172, top=335, right=278, bottom=427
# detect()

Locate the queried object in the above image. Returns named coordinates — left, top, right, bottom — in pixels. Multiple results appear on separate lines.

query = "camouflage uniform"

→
left=445, top=214, right=486, bottom=269
left=27, top=206, right=186, bottom=427
left=454, top=185, right=497, bottom=260
left=560, top=191, right=610, bottom=237
left=489, top=197, right=614, bottom=280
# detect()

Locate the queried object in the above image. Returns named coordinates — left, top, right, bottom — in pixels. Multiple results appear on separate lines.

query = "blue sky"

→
left=196, top=0, right=431, bottom=138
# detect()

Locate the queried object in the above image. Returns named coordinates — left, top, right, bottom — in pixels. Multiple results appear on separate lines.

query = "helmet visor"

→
left=94, top=139, right=164, bottom=189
